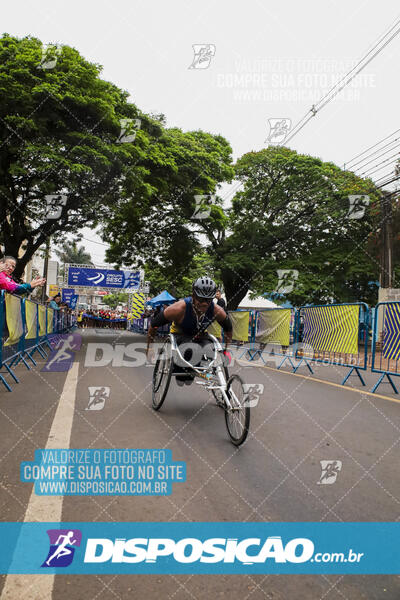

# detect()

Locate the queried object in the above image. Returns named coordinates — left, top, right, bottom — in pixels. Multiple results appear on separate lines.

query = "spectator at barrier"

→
left=49, top=294, right=63, bottom=310
left=0, top=255, right=46, bottom=295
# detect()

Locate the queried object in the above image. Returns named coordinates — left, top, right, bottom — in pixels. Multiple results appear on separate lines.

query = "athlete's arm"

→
left=146, top=300, right=185, bottom=356
left=214, top=305, right=233, bottom=349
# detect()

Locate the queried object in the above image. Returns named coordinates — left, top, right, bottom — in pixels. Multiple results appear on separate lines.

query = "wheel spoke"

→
left=225, top=374, right=250, bottom=445
left=152, top=340, right=172, bottom=411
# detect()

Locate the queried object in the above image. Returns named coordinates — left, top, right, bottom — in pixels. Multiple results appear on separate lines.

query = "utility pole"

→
left=41, top=237, right=51, bottom=302
left=380, top=191, right=393, bottom=288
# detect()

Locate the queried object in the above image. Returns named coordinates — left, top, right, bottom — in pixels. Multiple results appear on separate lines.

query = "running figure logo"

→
left=38, top=44, right=61, bottom=70
left=45, top=194, right=67, bottom=220
left=42, top=334, right=81, bottom=372
left=266, top=118, right=291, bottom=144
left=188, top=44, right=216, bottom=69
left=317, top=460, right=342, bottom=485
left=243, top=383, right=264, bottom=407
left=86, top=386, right=110, bottom=410
left=347, top=195, right=370, bottom=220
left=41, top=529, right=82, bottom=568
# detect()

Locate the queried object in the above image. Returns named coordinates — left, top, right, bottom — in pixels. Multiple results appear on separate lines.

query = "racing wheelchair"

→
left=151, top=333, right=250, bottom=446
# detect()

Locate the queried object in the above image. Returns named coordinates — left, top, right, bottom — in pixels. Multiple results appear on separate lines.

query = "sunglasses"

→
left=193, top=295, right=213, bottom=305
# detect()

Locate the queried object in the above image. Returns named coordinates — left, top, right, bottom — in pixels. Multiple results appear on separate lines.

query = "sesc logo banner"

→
left=1, top=522, right=399, bottom=574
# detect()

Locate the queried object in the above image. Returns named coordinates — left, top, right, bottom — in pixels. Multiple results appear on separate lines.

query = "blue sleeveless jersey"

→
left=176, top=297, right=215, bottom=336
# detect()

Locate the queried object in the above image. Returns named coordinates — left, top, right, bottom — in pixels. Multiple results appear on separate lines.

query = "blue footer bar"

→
left=0, top=522, right=399, bottom=574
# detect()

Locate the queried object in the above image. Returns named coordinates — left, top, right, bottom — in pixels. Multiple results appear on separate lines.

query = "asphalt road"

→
left=0, top=328, right=399, bottom=600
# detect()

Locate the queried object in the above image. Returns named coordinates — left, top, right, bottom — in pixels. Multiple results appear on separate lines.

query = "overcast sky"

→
left=4, top=0, right=400, bottom=264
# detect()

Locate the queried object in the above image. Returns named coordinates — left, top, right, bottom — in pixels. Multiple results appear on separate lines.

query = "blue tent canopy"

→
left=147, top=290, right=176, bottom=307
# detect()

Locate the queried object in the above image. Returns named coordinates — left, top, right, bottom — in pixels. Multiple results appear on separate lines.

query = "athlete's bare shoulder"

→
left=214, top=303, right=227, bottom=322
left=164, top=299, right=186, bottom=321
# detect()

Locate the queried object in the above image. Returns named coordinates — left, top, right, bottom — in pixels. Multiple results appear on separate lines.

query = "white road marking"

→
left=1, top=362, right=80, bottom=600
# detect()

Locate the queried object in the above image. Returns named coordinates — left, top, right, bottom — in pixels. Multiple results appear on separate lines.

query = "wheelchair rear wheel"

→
left=152, top=338, right=173, bottom=411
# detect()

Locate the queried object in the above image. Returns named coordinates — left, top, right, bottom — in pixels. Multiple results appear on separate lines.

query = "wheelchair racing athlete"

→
left=146, top=277, right=233, bottom=386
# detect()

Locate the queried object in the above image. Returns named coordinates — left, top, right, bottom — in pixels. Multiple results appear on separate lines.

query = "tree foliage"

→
left=221, top=147, right=381, bottom=307
left=54, top=240, right=92, bottom=265
left=102, top=127, right=234, bottom=283
left=101, top=292, right=129, bottom=309
left=0, top=34, right=388, bottom=307
left=0, top=33, right=163, bottom=277
left=143, top=252, right=219, bottom=299
left=107, top=145, right=382, bottom=308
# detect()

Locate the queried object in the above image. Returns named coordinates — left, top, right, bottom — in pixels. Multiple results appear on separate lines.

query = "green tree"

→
left=103, top=127, right=234, bottom=283
left=218, top=147, right=381, bottom=307
left=143, top=252, right=219, bottom=298
left=54, top=241, right=92, bottom=265
left=105, top=146, right=382, bottom=308
left=0, top=34, right=164, bottom=278
left=102, top=292, right=129, bottom=309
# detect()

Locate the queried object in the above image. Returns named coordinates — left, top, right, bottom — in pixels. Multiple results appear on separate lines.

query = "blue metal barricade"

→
left=24, top=299, right=48, bottom=363
left=294, top=302, right=369, bottom=386
left=224, top=310, right=253, bottom=358
left=0, top=293, right=76, bottom=393
left=0, top=292, right=13, bottom=391
left=128, top=317, right=169, bottom=336
left=371, top=301, right=400, bottom=394
left=245, top=307, right=297, bottom=366
left=0, top=292, right=29, bottom=390
left=130, top=318, right=145, bottom=333
left=157, top=322, right=171, bottom=336
left=38, top=304, right=51, bottom=354
left=3, top=293, right=34, bottom=374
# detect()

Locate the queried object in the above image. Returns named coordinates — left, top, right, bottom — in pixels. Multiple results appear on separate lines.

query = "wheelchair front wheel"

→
left=152, top=339, right=173, bottom=411
left=224, top=374, right=250, bottom=446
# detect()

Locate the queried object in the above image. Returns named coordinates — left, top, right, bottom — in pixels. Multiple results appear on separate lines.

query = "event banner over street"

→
left=66, top=266, right=141, bottom=290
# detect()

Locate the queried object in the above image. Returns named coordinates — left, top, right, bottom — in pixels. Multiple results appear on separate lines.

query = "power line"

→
left=317, top=20, right=400, bottom=112
left=372, top=170, right=400, bottom=186
left=344, top=130, right=400, bottom=187
left=356, top=146, right=400, bottom=177
left=285, top=14, right=400, bottom=145
left=375, top=174, right=396, bottom=185
left=345, top=127, right=400, bottom=169
left=377, top=174, right=400, bottom=188
left=349, top=137, right=400, bottom=172
left=359, top=151, right=400, bottom=177
left=320, top=14, right=400, bottom=108
left=81, top=236, right=109, bottom=247
left=375, top=168, right=400, bottom=183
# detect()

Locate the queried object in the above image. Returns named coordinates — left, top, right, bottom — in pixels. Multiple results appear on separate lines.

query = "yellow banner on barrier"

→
left=38, top=305, right=46, bottom=336
left=25, top=300, right=38, bottom=340
left=206, top=319, right=222, bottom=338
left=230, top=311, right=250, bottom=342
left=5, top=294, right=24, bottom=346
left=302, top=304, right=359, bottom=354
left=382, top=303, right=400, bottom=361
left=49, top=284, right=60, bottom=298
left=47, top=308, right=54, bottom=333
left=256, top=309, right=291, bottom=346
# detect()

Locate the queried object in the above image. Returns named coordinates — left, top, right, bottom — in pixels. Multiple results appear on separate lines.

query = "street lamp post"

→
left=41, top=237, right=51, bottom=303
